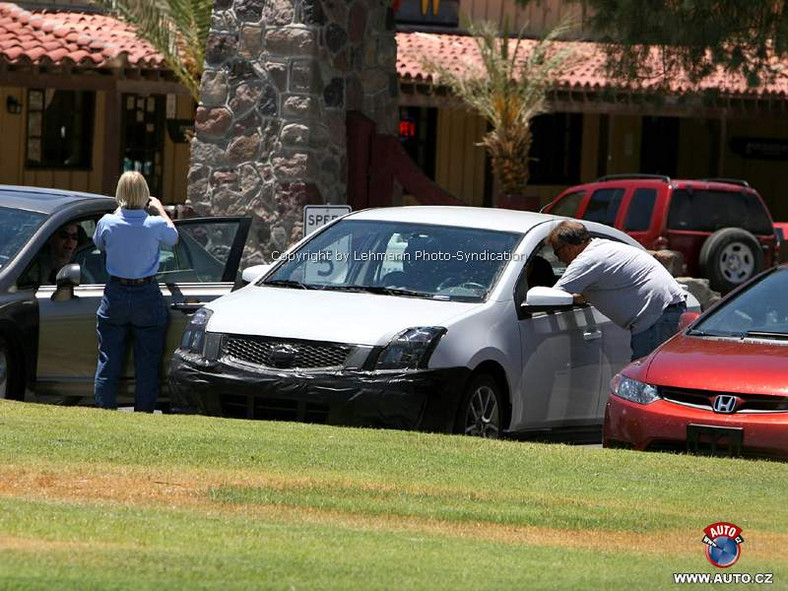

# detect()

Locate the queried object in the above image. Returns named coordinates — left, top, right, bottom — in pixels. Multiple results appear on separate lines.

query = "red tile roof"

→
left=0, top=2, right=164, bottom=69
left=396, top=31, right=788, bottom=99
left=1, top=1, right=786, bottom=100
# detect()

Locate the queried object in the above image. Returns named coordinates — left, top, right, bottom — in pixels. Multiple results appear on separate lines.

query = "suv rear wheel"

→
left=699, top=228, right=763, bottom=293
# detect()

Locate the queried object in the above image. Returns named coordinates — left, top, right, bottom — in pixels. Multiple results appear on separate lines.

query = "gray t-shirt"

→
left=554, top=239, right=686, bottom=334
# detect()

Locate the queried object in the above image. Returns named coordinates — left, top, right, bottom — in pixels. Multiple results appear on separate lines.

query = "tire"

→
left=0, top=336, right=19, bottom=401
left=454, top=374, right=504, bottom=439
left=699, top=228, right=763, bottom=294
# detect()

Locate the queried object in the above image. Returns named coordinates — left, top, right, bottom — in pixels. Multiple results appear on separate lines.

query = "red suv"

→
left=542, top=175, right=778, bottom=293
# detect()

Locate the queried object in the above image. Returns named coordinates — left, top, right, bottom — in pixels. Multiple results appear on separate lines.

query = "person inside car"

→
left=381, top=235, right=444, bottom=292
left=526, top=255, right=556, bottom=288
left=23, top=222, right=88, bottom=285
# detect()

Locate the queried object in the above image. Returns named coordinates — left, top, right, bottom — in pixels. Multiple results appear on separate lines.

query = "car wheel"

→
left=0, top=336, right=16, bottom=400
left=454, top=374, right=504, bottom=439
left=699, top=228, right=763, bottom=294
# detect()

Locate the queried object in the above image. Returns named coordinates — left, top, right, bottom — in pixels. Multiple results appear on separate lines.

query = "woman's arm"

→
left=147, top=196, right=176, bottom=229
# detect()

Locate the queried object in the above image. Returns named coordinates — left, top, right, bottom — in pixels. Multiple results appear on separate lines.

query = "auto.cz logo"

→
left=671, top=523, right=774, bottom=585
left=702, top=521, right=744, bottom=567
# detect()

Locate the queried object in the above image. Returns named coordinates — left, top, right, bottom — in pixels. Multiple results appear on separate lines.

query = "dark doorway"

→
left=398, top=107, right=437, bottom=180
left=640, top=116, right=679, bottom=177
left=121, top=94, right=165, bottom=196
left=529, top=113, right=583, bottom=185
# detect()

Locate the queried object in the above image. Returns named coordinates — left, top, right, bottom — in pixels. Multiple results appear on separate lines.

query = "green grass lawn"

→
left=0, top=400, right=786, bottom=589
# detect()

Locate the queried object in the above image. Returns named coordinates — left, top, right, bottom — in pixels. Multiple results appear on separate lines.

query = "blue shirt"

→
left=93, top=209, right=179, bottom=279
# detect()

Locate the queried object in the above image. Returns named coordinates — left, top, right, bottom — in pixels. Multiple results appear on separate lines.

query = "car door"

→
left=513, top=240, right=603, bottom=430
left=34, top=217, right=251, bottom=402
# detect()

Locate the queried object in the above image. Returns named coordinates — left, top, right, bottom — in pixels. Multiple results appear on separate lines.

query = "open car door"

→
left=35, top=216, right=252, bottom=405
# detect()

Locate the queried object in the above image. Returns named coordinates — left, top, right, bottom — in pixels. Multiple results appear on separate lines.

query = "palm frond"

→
left=93, top=0, right=212, bottom=101
left=421, top=18, right=577, bottom=194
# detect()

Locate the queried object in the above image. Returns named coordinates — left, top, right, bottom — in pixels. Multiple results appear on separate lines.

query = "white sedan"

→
left=169, top=206, right=697, bottom=438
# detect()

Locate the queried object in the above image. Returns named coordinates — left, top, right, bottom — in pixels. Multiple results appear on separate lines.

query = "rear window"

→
left=582, top=188, right=624, bottom=226
left=624, top=188, right=657, bottom=231
left=549, top=190, right=584, bottom=217
left=667, top=189, right=773, bottom=234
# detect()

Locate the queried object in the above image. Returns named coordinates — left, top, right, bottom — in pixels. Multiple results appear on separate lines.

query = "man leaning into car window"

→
left=549, top=220, right=687, bottom=360
left=92, top=171, right=178, bottom=413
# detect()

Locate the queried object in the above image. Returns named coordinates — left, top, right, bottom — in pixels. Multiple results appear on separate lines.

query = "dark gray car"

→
left=0, top=185, right=250, bottom=407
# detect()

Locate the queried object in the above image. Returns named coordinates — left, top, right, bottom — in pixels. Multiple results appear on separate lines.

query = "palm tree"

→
left=423, top=20, right=575, bottom=197
left=94, top=0, right=212, bottom=102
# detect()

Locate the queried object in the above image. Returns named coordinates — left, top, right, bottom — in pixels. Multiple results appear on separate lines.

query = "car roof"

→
left=347, top=206, right=563, bottom=234
left=568, top=177, right=758, bottom=194
left=0, top=184, right=115, bottom=214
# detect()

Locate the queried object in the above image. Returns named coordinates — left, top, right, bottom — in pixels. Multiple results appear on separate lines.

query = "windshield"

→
left=691, top=268, right=788, bottom=338
left=0, top=206, right=47, bottom=268
left=264, top=220, right=522, bottom=302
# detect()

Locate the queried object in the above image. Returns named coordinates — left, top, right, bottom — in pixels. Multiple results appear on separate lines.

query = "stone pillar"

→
left=187, top=0, right=399, bottom=265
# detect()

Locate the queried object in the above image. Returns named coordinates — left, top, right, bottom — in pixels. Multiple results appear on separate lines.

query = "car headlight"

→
left=180, top=308, right=213, bottom=356
left=374, top=327, right=446, bottom=370
left=611, top=374, right=660, bottom=405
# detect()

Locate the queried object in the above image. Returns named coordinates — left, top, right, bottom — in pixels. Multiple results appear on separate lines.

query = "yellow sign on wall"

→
left=421, top=0, right=439, bottom=16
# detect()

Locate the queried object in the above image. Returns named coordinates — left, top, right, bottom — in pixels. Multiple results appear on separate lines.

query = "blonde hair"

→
left=115, top=171, right=150, bottom=209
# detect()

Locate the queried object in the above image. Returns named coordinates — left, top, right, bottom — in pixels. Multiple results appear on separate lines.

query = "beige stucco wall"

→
left=161, top=95, right=195, bottom=204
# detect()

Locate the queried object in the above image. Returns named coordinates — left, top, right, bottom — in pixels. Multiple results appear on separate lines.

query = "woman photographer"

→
left=92, top=171, right=178, bottom=412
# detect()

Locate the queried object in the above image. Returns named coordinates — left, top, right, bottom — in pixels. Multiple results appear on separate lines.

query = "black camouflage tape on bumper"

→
left=169, top=352, right=471, bottom=433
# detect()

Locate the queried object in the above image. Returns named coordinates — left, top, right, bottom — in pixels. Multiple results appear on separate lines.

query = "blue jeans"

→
left=94, top=280, right=168, bottom=412
left=630, top=301, right=686, bottom=361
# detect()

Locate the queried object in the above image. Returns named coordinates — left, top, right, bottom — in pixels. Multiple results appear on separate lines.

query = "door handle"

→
left=170, top=302, right=204, bottom=313
left=583, top=330, right=602, bottom=341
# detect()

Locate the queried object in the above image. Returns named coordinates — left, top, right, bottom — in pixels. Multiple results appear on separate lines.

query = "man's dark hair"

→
left=549, top=220, right=590, bottom=246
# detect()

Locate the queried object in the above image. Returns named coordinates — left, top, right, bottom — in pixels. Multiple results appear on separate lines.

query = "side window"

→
left=159, top=221, right=244, bottom=283
left=515, top=243, right=563, bottom=305
left=549, top=190, right=585, bottom=217
left=624, top=188, right=657, bottom=231
left=26, top=89, right=95, bottom=168
left=20, top=219, right=98, bottom=287
left=582, top=188, right=625, bottom=226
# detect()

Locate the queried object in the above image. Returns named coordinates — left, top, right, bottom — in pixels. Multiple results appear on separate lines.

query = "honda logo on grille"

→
left=268, top=344, right=298, bottom=368
left=713, top=395, right=738, bottom=414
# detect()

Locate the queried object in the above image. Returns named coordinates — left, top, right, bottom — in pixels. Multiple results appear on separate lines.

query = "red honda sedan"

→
left=604, top=264, right=788, bottom=459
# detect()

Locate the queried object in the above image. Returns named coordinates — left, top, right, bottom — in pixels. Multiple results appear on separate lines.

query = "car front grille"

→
left=660, top=386, right=788, bottom=413
left=220, top=394, right=330, bottom=423
left=221, top=335, right=352, bottom=370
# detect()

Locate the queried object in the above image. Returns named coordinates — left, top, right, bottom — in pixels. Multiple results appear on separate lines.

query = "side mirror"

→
left=241, top=264, right=272, bottom=284
left=51, top=263, right=81, bottom=301
left=521, top=286, right=574, bottom=313
left=679, top=311, right=701, bottom=331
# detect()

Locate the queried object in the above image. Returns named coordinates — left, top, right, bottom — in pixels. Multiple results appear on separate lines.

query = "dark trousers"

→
left=94, top=280, right=168, bottom=412
left=630, top=301, right=686, bottom=361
